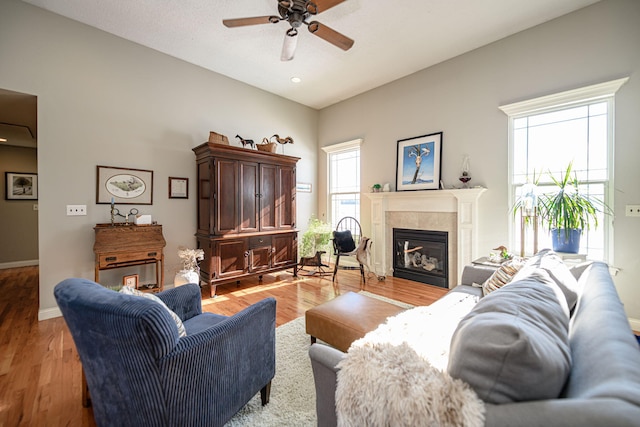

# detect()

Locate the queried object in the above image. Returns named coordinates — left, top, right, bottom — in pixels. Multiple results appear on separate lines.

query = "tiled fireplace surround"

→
left=365, top=188, right=486, bottom=288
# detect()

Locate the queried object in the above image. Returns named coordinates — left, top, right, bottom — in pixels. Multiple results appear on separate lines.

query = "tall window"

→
left=500, top=78, right=627, bottom=261
left=322, top=139, right=362, bottom=228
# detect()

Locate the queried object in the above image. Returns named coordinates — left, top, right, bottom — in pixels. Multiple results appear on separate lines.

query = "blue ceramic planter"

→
left=551, top=228, right=581, bottom=253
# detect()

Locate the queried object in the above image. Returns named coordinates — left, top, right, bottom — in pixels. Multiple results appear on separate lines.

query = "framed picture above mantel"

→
left=396, top=132, right=442, bottom=191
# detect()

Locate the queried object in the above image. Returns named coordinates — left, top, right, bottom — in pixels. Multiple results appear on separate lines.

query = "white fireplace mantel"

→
left=364, top=188, right=486, bottom=286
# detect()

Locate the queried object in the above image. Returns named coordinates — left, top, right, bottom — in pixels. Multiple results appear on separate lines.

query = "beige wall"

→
left=0, top=0, right=318, bottom=318
left=318, top=0, right=640, bottom=323
left=0, top=145, right=38, bottom=263
left=2, top=0, right=639, bottom=326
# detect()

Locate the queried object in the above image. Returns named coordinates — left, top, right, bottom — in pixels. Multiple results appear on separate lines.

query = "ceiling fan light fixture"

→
left=281, top=30, right=298, bottom=61
left=223, top=0, right=352, bottom=60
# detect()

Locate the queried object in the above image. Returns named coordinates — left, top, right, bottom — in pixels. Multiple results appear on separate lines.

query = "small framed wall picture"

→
left=169, top=177, right=188, bottom=199
left=5, top=172, right=38, bottom=200
left=123, top=274, right=139, bottom=288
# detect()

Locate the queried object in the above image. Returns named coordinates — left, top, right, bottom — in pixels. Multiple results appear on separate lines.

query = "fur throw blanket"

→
left=335, top=297, right=485, bottom=427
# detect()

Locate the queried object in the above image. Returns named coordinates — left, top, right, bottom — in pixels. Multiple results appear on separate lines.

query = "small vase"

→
left=174, top=270, right=199, bottom=287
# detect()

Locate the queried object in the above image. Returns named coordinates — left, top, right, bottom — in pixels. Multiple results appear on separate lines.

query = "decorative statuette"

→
left=459, top=155, right=471, bottom=188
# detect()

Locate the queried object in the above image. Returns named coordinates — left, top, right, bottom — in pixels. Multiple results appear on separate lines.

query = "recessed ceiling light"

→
left=290, top=77, right=302, bottom=83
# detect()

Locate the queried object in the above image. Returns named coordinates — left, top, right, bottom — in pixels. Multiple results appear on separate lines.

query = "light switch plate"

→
left=66, top=205, right=87, bottom=216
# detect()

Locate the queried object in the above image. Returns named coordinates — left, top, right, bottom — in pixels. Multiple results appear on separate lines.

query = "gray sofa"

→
left=309, top=255, right=640, bottom=426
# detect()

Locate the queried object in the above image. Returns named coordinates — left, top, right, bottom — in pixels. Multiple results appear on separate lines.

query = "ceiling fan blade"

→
left=223, top=16, right=278, bottom=27
left=307, top=21, right=354, bottom=51
left=311, top=0, right=347, bottom=14
left=280, top=30, right=298, bottom=61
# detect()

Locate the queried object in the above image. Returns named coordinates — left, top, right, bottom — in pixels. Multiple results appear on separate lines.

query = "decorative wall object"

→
left=169, top=177, right=188, bottom=199
left=459, top=155, right=471, bottom=188
left=396, top=132, right=442, bottom=191
left=97, top=165, right=153, bottom=205
left=5, top=172, right=38, bottom=200
left=296, top=182, right=312, bottom=193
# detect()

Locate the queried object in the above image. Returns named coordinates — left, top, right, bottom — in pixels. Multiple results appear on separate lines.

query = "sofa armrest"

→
left=158, top=297, right=276, bottom=426
left=460, top=264, right=496, bottom=286
left=309, top=343, right=347, bottom=427
left=156, top=283, right=203, bottom=321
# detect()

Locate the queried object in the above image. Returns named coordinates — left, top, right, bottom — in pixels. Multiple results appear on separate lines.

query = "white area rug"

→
left=225, top=316, right=316, bottom=427
left=224, top=292, right=413, bottom=426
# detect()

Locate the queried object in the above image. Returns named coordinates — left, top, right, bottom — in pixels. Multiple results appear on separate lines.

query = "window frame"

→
left=499, top=78, right=628, bottom=262
left=321, top=138, right=363, bottom=228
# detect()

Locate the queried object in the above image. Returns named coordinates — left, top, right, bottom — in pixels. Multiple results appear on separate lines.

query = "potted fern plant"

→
left=299, top=217, right=332, bottom=260
left=537, top=162, right=609, bottom=253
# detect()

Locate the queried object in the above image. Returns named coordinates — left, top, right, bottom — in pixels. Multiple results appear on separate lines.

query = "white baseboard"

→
left=0, top=259, right=39, bottom=269
left=629, top=318, right=640, bottom=334
left=39, top=306, right=62, bottom=321
left=37, top=285, right=175, bottom=321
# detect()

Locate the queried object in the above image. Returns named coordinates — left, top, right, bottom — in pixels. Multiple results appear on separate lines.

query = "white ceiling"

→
left=22, top=0, right=599, bottom=110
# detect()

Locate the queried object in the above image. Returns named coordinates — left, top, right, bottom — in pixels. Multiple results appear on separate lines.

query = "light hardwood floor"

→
left=0, top=265, right=447, bottom=426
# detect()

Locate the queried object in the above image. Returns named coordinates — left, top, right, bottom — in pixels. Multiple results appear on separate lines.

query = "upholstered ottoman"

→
left=305, top=292, right=406, bottom=352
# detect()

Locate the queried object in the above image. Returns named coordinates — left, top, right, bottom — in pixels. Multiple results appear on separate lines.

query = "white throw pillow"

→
left=481, top=258, right=525, bottom=296
left=119, top=286, right=187, bottom=337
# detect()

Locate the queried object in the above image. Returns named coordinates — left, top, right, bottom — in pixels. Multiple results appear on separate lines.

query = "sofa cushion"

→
left=515, top=250, right=579, bottom=312
left=120, top=286, right=187, bottom=337
left=183, top=312, right=227, bottom=335
left=448, top=270, right=571, bottom=404
left=481, top=258, right=525, bottom=296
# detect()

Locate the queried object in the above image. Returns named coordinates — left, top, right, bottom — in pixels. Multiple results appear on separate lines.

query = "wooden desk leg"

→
left=161, top=254, right=164, bottom=291
left=82, top=367, right=91, bottom=407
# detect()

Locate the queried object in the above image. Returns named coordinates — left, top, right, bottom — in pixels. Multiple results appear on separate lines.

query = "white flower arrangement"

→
left=177, top=246, right=204, bottom=272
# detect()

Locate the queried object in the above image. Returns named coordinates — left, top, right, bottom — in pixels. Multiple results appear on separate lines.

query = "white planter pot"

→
left=174, top=270, right=199, bottom=287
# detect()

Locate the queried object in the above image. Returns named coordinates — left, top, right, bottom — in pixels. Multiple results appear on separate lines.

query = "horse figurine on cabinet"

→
left=235, top=135, right=255, bottom=149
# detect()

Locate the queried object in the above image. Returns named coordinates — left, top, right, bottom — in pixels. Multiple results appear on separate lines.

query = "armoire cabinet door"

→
left=216, top=239, right=248, bottom=278
left=239, top=161, right=259, bottom=233
left=259, top=164, right=278, bottom=231
left=278, top=165, right=296, bottom=229
left=273, top=233, right=297, bottom=267
left=215, top=159, right=238, bottom=234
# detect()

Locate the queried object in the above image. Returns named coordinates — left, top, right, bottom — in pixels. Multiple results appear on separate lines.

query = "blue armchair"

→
left=54, top=278, right=276, bottom=427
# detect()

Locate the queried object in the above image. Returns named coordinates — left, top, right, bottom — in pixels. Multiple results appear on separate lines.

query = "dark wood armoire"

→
left=193, top=142, right=299, bottom=296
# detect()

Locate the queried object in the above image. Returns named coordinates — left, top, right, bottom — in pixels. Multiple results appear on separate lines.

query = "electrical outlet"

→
left=626, top=205, right=640, bottom=217
left=66, top=205, right=87, bottom=216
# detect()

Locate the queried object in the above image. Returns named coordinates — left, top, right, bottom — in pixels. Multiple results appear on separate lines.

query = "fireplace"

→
left=393, top=228, right=448, bottom=288
left=365, top=188, right=486, bottom=286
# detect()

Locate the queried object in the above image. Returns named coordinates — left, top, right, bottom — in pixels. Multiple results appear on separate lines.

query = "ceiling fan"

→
left=223, top=0, right=354, bottom=61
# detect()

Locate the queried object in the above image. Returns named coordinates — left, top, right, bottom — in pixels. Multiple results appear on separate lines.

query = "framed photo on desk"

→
left=123, top=274, right=139, bottom=288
